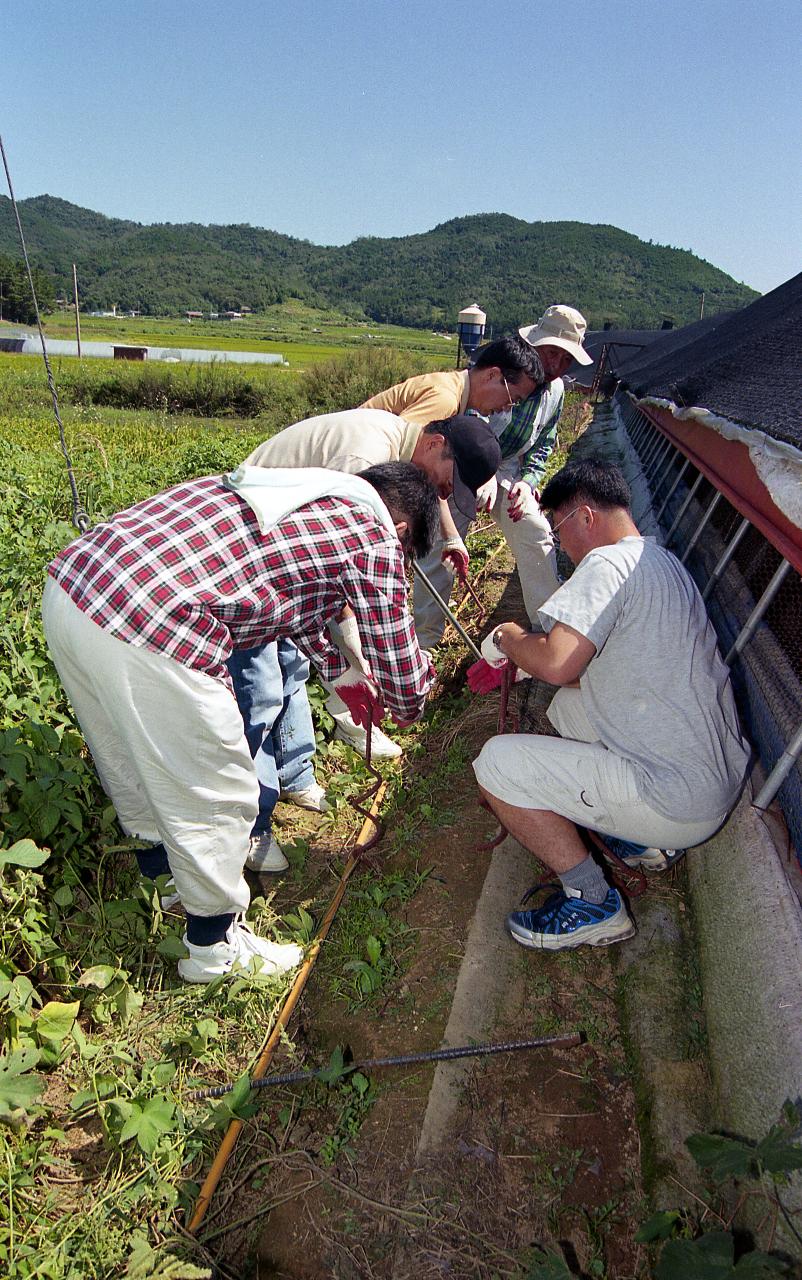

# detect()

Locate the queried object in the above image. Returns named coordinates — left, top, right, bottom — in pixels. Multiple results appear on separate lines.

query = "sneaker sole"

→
left=244, top=860, right=289, bottom=875
left=506, top=916, right=636, bottom=951
left=177, top=957, right=301, bottom=983
left=621, top=852, right=685, bottom=873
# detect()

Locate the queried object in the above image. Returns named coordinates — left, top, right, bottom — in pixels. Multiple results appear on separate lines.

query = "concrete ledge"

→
left=687, top=792, right=802, bottom=1238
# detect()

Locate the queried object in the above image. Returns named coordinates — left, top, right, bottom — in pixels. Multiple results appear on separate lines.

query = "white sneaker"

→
left=178, top=918, right=303, bottom=984
left=245, top=833, right=289, bottom=873
left=334, top=721, right=403, bottom=760
left=279, top=781, right=330, bottom=813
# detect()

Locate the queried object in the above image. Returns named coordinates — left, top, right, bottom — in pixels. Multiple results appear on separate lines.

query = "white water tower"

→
left=456, top=302, right=486, bottom=367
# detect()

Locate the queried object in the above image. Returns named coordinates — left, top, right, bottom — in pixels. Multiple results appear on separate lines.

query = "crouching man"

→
left=470, top=459, right=749, bottom=951
left=42, top=462, right=437, bottom=983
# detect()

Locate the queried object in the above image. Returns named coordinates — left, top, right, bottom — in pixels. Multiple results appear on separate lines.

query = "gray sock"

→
left=560, top=855, right=609, bottom=905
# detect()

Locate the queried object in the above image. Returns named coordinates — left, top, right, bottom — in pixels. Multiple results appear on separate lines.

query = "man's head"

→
left=540, top=459, right=636, bottom=564
left=359, top=461, right=440, bottom=563
left=410, top=415, right=501, bottom=515
left=519, top=305, right=592, bottom=382
left=467, top=335, right=544, bottom=415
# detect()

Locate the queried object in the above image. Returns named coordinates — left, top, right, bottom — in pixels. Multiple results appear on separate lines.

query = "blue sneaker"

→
left=506, top=885, right=635, bottom=951
left=601, top=837, right=685, bottom=873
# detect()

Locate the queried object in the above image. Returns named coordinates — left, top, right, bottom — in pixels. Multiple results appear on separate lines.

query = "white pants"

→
left=473, top=686, right=728, bottom=849
left=414, top=485, right=559, bottom=649
left=42, top=579, right=257, bottom=918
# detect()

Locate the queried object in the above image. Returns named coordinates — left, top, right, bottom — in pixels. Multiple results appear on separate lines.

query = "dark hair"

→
left=540, top=459, right=632, bottom=513
left=421, top=420, right=454, bottom=456
left=471, top=334, right=544, bottom=385
left=358, top=461, right=440, bottom=559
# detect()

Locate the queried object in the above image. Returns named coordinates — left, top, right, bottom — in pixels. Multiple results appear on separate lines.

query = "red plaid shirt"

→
left=48, top=475, right=432, bottom=723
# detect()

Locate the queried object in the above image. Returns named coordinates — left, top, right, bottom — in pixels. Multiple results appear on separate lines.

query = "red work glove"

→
left=506, top=480, right=530, bottom=523
left=333, top=673, right=385, bottom=730
left=467, top=658, right=509, bottom=695
left=441, top=535, right=470, bottom=583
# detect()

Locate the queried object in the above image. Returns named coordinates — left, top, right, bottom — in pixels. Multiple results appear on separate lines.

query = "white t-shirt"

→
left=538, top=536, right=749, bottom=821
left=245, top=409, right=420, bottom=473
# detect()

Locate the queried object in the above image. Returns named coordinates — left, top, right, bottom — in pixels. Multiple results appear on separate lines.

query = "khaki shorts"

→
left=473, top=687, right=727, bottom=850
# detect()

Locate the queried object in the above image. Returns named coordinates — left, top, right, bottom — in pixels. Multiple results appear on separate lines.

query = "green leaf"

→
left=53, top=885, right=74, bottom=907
left=157, top=935, right=189, bottom=960
left=77, top=964, right=120, bottom=990
left=365, top=935, right=382, bottom=966
left=119, top=1096, right=177, bottom=1155
left=635, top=1210, right=682, bottom=1242
left=754, top=1123, right=802, bottom=1176
left=0, top=1049, right=43, bottom=1115
left=524, top=1249, right=573, bottom=1279
left=687, top=1132, right=756, bottom=1180
left=0, top=839, right=49, bottom=870
left=733, top=1254, right=788, bottom=1276
left=227, top=1072, right=253, bottom=1114
left=35, top=1000, right=80, bottom=1043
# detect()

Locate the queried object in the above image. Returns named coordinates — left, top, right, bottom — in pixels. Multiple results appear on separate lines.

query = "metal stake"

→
left=753, top=720, right=802, bottom=812
left=656, top=456, right=691, bottom=523
left=664, top=471, right=704, bottom=546
left=680, top=491, right=723, bottom=565
left=702, top=517, right=750, bottom=602
left=413, top=562, right=483, bottom=661
left=725, top=559, right=792, bottom=666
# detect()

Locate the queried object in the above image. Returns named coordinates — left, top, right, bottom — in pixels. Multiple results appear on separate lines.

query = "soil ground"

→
left=201, top=557, right=650, bottom=1280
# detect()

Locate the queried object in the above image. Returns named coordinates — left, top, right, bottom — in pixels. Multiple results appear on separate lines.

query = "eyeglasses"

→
left=502, top=374, right=515, bottom=408
left=548, top=505, right=588, bottom=546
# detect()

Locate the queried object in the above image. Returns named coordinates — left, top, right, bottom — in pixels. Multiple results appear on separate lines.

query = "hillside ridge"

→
left=0, top=196, right=759, bottom=331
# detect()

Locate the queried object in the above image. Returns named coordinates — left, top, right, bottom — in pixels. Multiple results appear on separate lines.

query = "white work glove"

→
left=506, top=480, right=532, bottom=523
left=440, top=535, right=469, bottom=581
left=480, top=627, right=508, bottom=669
left=475, top=476, right=497, bottom=515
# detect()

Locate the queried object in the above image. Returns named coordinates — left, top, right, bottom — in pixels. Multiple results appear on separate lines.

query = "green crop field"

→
left=27, top=299, right=455, bottom=369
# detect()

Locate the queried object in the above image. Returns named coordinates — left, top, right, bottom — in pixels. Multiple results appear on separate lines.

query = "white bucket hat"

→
left=519, top=304, right=593, bottom=366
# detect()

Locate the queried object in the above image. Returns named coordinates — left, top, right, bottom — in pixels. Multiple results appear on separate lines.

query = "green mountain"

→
left=0, top=196, right=759, bottom=331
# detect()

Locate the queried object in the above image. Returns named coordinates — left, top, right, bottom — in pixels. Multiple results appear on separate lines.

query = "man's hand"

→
left=333, top=671, right=385, bottom=729
left=475, top=476, right=497, bottom=514
left=506, top=480, right=531, bottom=523
left=467, top=658, right=509, bottom=694
left=441, top=535, right=469, bottom=581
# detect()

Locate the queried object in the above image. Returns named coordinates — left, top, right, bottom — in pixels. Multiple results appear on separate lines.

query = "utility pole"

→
left=699, top=291, right=705, bottom=320
left=72, top=263, right=82, bottom=358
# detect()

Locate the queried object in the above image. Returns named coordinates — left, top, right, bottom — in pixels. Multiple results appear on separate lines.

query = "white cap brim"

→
left=518, top=324, right=594, bottom=366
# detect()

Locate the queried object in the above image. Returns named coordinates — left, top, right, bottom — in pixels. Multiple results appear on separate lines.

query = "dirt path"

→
left=205, top=559, right=647, bottom=1279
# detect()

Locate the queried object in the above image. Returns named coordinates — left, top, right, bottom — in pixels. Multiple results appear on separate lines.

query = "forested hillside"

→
left=0, top=196, right=758, bottom=330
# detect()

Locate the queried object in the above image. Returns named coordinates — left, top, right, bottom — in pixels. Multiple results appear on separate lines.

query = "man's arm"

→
left=494, top=619, right=596, bottom=685
left=519, top=386, right=564, bottom=492
left=344, top=541, right=434, bottom=723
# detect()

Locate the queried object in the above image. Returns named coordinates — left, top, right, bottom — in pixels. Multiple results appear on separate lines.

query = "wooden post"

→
left=72, top=263, right=82, bottom=358
left=699, top=291, right=705, bottom=320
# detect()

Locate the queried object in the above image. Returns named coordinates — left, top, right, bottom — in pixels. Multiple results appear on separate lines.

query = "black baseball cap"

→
left=435, top=415, right=501, bottom=517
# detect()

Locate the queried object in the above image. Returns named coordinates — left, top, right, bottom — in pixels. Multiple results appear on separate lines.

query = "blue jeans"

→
left=227, top=640, right=316, bottom=836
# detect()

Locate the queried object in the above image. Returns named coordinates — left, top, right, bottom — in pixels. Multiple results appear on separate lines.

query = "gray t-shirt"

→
left=538, top=536, right=749, bottom=821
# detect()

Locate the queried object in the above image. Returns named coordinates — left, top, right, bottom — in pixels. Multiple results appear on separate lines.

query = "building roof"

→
left=617, top=273, right=802, bottom=448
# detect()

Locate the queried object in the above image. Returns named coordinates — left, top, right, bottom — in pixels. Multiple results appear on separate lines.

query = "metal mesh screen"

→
left=622, top=399, right=802, bottom=864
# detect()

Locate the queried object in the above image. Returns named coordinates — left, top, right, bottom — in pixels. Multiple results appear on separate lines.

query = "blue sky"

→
left=4, top=0, right=800, bottom=293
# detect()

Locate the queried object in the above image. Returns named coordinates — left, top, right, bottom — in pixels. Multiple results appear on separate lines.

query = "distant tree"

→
left=0, top=254, right=55, bottom=324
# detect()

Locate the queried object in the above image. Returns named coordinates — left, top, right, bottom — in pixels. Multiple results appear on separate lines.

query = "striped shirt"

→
left=497, top=380, right=565, bottom=489
left=47, top=475, right=431, bottom=724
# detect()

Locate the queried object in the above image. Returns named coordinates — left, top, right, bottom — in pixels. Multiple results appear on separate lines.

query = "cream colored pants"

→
left=42, top=579, right=257, bottom=918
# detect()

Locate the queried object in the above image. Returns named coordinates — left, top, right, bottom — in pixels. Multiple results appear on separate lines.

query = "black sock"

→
left=135, top=843, right=171, bottom=879
left=185, top=912, right=235, bottom=946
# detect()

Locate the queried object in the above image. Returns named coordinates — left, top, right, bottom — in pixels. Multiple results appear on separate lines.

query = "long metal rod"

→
left=702, top=517, right=751, bottom=602
left=640, top=427, right=663, bottom=473
left=413, top=561, right=483, bottom=661
left=187, top=1032, right=584, bottom=1102
left=725, top=559, right=792, bottom=665
left=753, top=720, right=802, bottom=811
left=187, top=783, right=387, bottom=1234
left=656, top=456, right=691, bottom=523
left=664, top=471, right=704, bottom=545
left=680, top=491, right=722, bottom=565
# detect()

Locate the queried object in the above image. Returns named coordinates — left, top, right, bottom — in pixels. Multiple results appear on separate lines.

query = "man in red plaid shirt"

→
left=43, top=462, right=437, bottom=984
